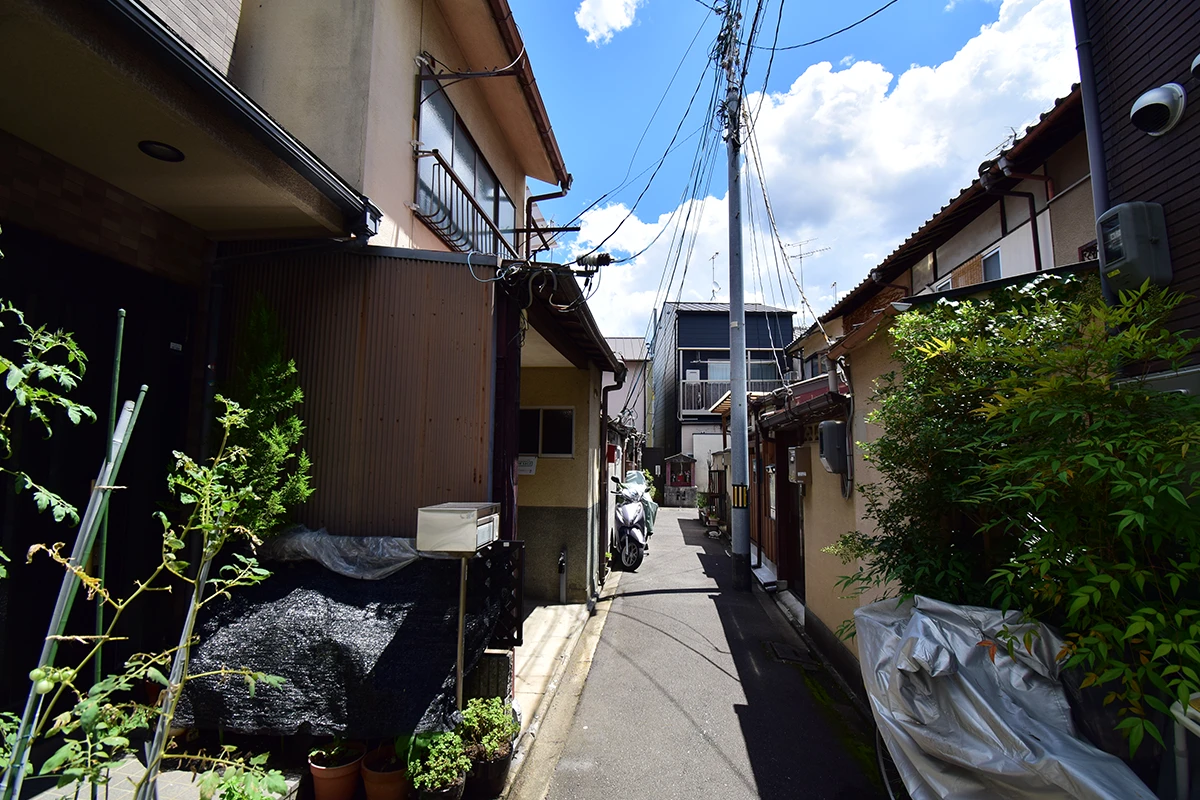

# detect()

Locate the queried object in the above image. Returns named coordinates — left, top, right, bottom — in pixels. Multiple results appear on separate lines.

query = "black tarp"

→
left=176, top=557, right=500, bottom=738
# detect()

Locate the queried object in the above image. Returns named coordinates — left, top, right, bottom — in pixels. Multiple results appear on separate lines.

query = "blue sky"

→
left=508, top=0, right=1080, bottom=337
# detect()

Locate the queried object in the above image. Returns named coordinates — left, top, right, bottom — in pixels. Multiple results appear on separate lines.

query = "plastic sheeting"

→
left=855, top=596, right=1155, bottom=800
left=259, top=528, right=448, bottom=579
left=622, top=470, right=658, bottom=534
left=175, top=559, right=499, bottom=738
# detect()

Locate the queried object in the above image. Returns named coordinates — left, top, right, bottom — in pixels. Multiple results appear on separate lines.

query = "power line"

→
left=745, top=0, right=900, bottom=52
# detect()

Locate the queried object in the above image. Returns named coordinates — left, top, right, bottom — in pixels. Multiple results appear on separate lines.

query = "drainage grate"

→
left=768, top=641, right=819, bottom=668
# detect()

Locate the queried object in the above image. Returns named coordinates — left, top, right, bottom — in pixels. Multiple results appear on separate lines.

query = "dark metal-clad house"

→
left=647, top=302, right=793, bottom=503
left=1070, top=0, right=1200, bottom=380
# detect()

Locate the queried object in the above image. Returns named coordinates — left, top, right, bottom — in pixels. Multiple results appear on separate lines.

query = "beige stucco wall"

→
left=802, top=446, right=860, bottom=655
left=936, top=204, right=1001, bottom=276
left=802, top=326, right=899, bottom=660
left=1049, top=177, right=1095, bottom=265
left=230, top=0, right=373, bottom=189
left=518, top=367, right=595, bottom=509
left=230, top=0, right=529, bottom=248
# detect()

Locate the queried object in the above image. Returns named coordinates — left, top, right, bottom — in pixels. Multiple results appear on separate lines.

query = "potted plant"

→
left=458, top=698, right=521, bottom=799
left=362, top=734, right=413, bottom=800
left=408, top=731, right=471, bottom=800
left=308, top=740, right=366, bottom=800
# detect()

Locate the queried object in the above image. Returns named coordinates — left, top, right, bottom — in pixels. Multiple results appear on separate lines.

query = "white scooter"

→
left=611, top=471, right=657, bottom=571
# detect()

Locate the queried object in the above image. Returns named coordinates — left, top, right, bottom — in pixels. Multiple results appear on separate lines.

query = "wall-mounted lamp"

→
left=1130, top=83, right=1186, bottom=136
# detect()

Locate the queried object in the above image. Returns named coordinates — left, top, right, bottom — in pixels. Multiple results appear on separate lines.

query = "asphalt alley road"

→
left=540, top=507, right=885, bottom=800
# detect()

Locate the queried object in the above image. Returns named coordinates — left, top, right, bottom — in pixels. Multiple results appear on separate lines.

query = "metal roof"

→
left=605, top=337, right=648, bottom=362
left=667, top=302, right=793, bottom=314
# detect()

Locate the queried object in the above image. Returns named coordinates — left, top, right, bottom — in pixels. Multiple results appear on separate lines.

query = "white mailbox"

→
left=417, top=502, right=500, bottom=554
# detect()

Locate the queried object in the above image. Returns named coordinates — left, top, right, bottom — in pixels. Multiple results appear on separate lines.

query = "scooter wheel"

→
left=620, top=542, right=644, bottom=571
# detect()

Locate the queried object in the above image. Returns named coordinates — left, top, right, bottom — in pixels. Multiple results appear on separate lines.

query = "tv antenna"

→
left=784, top=240, right=830, bottom=325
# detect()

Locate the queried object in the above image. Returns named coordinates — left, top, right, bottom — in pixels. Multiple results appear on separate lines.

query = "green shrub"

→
left=407, top=732, right=470, bottom=791
left=458, top=697, right=519, bottom=761
left=827, top=274, right=1200, bottom=754
left=226, top=301, right=313, bottom=537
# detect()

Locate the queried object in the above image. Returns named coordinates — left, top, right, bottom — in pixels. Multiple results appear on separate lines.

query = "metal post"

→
left=456, top=557, right=468, bottom=710
left=723, top=8, right=751, bottom=591
left=1, top=389, right=147, bottom=800
left=95, top=308, right=125, bottom=686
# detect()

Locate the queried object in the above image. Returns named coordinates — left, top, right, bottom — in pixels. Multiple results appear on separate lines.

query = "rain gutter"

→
left=484, top=0, right=572, bottom=189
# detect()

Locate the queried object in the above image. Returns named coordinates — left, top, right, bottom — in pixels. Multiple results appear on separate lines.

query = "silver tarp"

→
left=622, top=469, right=658, bottom=533
left=855, top=596, right=1155, bottom=799
left=259, top=527, right=454, bottom=579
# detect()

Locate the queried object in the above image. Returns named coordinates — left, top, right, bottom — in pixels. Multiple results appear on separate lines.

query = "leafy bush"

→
left=458, top=697, right=519, bottom=761
left=827, top=274, right=1200, bottom=753
left=407, top=732, right=470, bottom=791
left=641, top=468, right=659, bottom=502
left=226, top=301, right=313, bottom=536
left=0, top=299, right=95, bottom=577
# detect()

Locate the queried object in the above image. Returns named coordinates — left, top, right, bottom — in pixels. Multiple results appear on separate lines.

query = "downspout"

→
left=1068, top=0, right=1114, bottom=302
left=979, top=169, right=1043, bottom=272
left=525, top=182, right=572, bottom=259
left=598, top=365, right=628, bottom=607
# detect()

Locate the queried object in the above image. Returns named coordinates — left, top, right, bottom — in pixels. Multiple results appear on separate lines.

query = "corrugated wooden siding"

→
left=225, top=250, right=495, bottom=536
left=1086, top=0, right=1200, bottom=354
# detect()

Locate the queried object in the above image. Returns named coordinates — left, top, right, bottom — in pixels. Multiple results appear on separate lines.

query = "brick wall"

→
left=951, top=254, right=984, bottom=289
left=0, top=128, right=209, bottom=285
left=843, top=284, right=909, bottom=329
left=141, top=0, right=242, bottom=73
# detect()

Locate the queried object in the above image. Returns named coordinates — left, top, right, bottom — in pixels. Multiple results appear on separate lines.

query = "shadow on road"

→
left=673, top=515, right=885, bottom=799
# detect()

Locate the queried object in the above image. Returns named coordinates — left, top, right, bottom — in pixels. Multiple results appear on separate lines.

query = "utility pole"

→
left=721, top=5, right=751, bottom=591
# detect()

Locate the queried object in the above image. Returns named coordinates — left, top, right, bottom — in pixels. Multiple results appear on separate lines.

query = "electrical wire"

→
left=749, top=0, right=786, bottom=124
left=745, top=0, right=900, bottom=51
left=741, top=101, right=834, bottom=346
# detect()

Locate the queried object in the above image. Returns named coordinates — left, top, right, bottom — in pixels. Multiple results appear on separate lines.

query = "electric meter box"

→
left=1097, top=202, right=1172, bottom=293
left=818, top=420, right=848, bottom=475
left=417, top=502, right=500, bottom=554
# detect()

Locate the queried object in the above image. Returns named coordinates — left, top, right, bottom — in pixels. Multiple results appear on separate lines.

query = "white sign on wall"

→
left=517, top=456, right=537, bottom=475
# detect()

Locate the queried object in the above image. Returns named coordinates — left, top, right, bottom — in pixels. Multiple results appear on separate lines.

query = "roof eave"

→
left=99, top=0, right=380, bottom=237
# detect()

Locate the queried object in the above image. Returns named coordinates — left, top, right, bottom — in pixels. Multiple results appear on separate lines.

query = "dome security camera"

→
left=1192, top=53, right=1200, bottom=82
left=1130, top=83, right=1186, bottom=136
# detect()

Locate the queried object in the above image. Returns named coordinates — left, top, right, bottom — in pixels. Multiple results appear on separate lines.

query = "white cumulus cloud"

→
left=575, top=0, right=642, bottom=45
left=575, top=0, right=1079, bottom=337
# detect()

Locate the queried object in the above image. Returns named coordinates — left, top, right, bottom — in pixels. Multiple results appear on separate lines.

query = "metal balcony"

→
left=415, top=150, right=518, bottom=258
left=680, top=379, right=781, bottom=413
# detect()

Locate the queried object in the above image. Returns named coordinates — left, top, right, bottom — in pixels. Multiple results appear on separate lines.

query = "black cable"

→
left=750, top=0, right=786, bottom=123
left=616, top=3, right=718, bottom=190
left=575, top=56, right=721, bottom=262
left=746, top=0, right=900, bottom=51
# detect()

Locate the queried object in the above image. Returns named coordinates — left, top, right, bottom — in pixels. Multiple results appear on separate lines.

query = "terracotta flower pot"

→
left=308, top=743, right=365, bottom=800
left=362, top=746, right=411, bottom=800
left=464, top=750, right=513, bottom=799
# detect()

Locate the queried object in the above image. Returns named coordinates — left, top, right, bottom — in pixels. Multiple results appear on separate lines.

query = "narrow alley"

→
left=521, top=508, right=884, bottom=800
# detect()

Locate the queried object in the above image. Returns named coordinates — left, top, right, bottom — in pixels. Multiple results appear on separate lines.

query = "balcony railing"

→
left=680, top=379, right=782, bottom=413
left=415, top=150, right=518, bottom=259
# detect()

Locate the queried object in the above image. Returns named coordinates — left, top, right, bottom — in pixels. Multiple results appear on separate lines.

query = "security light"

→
left=1129, top=83, right=1186, bottom=136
